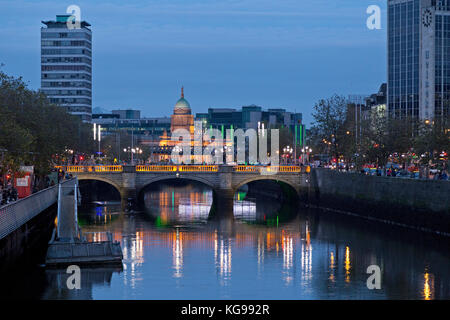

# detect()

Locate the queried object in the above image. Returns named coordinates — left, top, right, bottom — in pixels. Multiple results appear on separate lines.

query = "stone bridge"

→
left=59, top=165, right=311, bottom=218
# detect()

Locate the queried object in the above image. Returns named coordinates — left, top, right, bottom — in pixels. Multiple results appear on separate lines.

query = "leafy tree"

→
left=413, top=119, right=450, bottom=166
left=311, top=95, right=348, bottom=162
left=0, top=70, right=94, bottom=182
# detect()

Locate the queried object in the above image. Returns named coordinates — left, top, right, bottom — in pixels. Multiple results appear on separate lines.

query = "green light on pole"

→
left=295, top=125, right=297, bottom=145
left=299, top=125, right=303, bottom=147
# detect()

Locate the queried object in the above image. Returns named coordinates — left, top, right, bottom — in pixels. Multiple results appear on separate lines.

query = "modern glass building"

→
left=196, top=106, right=305, bottom=147
left=92, top=110, right=171, bottom=145
left=387, top=0, right=450, bottom=121
left=41, top=15, right=92, bottom=122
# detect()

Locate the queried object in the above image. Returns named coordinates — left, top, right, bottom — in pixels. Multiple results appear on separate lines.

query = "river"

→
left=4, top=181, right=450, bottom=299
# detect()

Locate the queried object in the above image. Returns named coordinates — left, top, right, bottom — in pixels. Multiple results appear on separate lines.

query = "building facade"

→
left=41, top=14, right=92, bottom=122
left=196, top=106, right=305, bottom=146
left=92, top=110, right=171, bottom=146
left=387, top=0, right=450, bottom=121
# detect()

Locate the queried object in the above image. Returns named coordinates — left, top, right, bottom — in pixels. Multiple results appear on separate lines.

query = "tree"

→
left=0, top=70, right=94, bottom=181
left=413, top=119, right=450, bottom=166
left=311, top=95, right=349, bottom=163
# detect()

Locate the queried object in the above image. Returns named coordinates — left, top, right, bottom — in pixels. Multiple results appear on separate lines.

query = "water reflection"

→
left=423, top=271, right=435, bottom=300
left=345, top=246, right=351, bottom=283
left=215, top=237, right=232, bottom=286
left=42, top=267, right=122, bottom=300
left=172, top=229, right=183, bottom=278
left=36, top=182, right=450, bottom=300
left=329, top=251, right=336, bottom=284
left=144, top=183, right=213, bottom=224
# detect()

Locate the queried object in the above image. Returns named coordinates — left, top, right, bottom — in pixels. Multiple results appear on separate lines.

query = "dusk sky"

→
left=0, top=0, right=387, bottom=125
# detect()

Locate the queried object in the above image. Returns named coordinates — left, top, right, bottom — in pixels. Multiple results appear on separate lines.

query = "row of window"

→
left=41, top=81, right=91, bottom=89
left=42, top=57, right=91, bottom=64
left=67, top=106, right=92, bottom=114
left=388, top=95, right=419, bottom=101
left=49, top=98, right=91, bottom=105
left=42, top=65, right=91, bottom=72
left=41, top=40, right=91, bottom=49
left=42, top=73, right=91, bottom=80
left=43, top=89, right=91, bottom=97
left=41, top=32, right=91, bottom=40
left=41, top=49, right=91, bottom=56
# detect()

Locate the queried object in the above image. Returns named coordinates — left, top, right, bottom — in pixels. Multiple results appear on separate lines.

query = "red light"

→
left=79, top=156, right=84, bottom=161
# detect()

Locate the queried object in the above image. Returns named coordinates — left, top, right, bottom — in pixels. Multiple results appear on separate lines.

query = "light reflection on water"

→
left=39, top=182, right=450, bottom=300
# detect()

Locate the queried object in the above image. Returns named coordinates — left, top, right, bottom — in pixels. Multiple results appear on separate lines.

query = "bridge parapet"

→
left=60, top=165, right=309, bottom=174
left=56, top=165, right=123, bottom=173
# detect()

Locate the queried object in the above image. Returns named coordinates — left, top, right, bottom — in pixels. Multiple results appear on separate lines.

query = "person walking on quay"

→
left=10, top=186, right=17, bottom=202
left=1, top=187, right=8, bottom=205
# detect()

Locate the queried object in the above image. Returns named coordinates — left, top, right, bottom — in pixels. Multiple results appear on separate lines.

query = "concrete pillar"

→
left=121, top=165, right=137, bottom=210
left=217, top=165, right=233, bottom=189
left=210, top=189, right=235, bottom=220
left=121, top=188, right=137, bottom=211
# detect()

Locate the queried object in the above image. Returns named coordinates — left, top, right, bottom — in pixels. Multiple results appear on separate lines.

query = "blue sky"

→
left=0, top=0, right=387, bottom=125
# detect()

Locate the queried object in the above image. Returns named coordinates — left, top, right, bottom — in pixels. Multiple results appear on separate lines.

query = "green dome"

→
left=175, top=97, right=190, bottom=110
left=174, top=87, right=191, bottom=115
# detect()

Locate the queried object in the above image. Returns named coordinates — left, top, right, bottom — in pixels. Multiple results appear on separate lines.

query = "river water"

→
left=7, top=181, right=450, bottom=300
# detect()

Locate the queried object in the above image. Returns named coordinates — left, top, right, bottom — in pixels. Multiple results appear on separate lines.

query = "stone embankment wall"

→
left=309, top=169, right=450, bottom=235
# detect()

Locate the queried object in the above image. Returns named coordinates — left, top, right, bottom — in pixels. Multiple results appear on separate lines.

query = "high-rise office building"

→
left=387, top=0, right=450, bottom=121
left=41, top=15, right=92, bottom=122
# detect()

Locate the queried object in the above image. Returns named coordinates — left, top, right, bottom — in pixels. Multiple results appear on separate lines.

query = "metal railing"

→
left=233, top=165, right=305, bottom=173
left=179, top=165, right=219, bottom=172
left=136, top=165, right=177, bottom=172
left=56, top=165, right=306, bottom=174
left=62, top=165, right=123, bottom=173
left=0, top=179, right=76, bottom=240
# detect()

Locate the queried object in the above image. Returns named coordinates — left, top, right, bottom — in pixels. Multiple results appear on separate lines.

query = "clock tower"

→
left=420, top=5, right=436, bottom=120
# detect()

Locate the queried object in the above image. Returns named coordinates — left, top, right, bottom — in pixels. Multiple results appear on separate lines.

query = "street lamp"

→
left=283, top=145, right=293, bottom=164
left=124, top=146, right=142, bottom=164
left=93, top=123, right=101, bottom=157
left=301, top=146, right=312, bottom=165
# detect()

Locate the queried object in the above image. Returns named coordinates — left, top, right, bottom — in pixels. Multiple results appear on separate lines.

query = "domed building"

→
left=171, top=87, right=194, bottom=135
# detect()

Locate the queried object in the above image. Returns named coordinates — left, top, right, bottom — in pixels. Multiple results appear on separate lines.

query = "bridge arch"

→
left=137, top=175, right=216, bottom=197
left=233, top=176, right=299, bottom=196
left=76, top=176, right=122, bottom=198
left=137, top=175, right=217, bottom=219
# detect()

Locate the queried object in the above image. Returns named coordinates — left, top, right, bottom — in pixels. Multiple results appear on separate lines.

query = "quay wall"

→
left=0, top=204, right=57, bottom=272
left=309, top=168, right=450, bottom=235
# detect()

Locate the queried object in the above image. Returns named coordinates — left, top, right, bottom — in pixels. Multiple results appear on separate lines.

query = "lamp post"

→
left=283, top=145, right=293, bottom=165
left=93, top=123, right=101, bottom=158
left=301, top=146, right=312, bottom=165
left=123, top=146, right=142, bottom=164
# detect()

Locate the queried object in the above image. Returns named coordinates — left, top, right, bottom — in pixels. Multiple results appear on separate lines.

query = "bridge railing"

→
left=136, top=165, right=177, bottom=172
left=61, top=165, right=123, bottom=173
left=233, top=165, right=304, bottom=173
left=179, top=165, right=219, bottom=172
left=0, top=179, right=75, bottom=240
left=56, top=165, right=307, bottom=173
